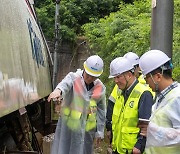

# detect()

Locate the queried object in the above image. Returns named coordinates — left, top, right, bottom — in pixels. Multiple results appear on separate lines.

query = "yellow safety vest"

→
left=138, top=75, right=155, bottom=99
left=138, top=75, right=146, bottom=84
left=63, top=99, right=97, bottom=132
left=109, top=84, right=121, bottom=103
left=62, top=77, right=102, bottom=132
left=112, top=83, right=149, bottom=153
left=85, top=99, right=97, bottom=131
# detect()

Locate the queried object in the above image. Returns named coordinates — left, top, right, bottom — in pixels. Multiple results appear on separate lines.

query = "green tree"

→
left=172, top=0, right=180, bottom=81
left=35, top=0, right=180, bottom=84
left=83, top=0, right=151, bottom=93
left=35, top=0, right=55, bottom=39
left=35, top=0, right=131, bottom=41
left=83, top=0, right=180, bottom=92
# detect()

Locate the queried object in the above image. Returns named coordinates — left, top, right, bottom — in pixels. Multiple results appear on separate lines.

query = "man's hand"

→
left=137, top=122, right=149, bottom=137
left=47, top=89, right=62, bottom=102
left=132, top=147, right=141, bottom=154
left=139, top=126, right=148, bottom=137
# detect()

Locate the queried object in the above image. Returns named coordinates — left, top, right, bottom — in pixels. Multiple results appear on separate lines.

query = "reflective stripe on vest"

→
left=112, top=83, right=149, bottom=153
left=109, top=84, right=122, bottom=103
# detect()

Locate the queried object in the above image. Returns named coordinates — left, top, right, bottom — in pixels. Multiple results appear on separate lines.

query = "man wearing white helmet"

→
left=138, top=50, right=180, bottom=154
left=48, top=55, right=106, bottom=154
left=124, top=52, right=150, bottom=85
left=106, top=52, right=154, bottom=150
left=108, top=57, right=153, bottom=154
left=124, top=52, right=140, bottom=78
left=106, top=53, right=140, bottom=136
left=124, top=52, right=155, bottom=93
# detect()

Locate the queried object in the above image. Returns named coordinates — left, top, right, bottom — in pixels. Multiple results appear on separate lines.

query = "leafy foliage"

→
left=35, top=0, right=180, bottom=85
left=83, top=0, right=180, bottom=92
left=83, top=0, right=152, bottom=93
left=35, top=0, right=124, bottom=41
left=172, top=0, right=180, bottom=81
left=35, top=0, right=55, bottom=39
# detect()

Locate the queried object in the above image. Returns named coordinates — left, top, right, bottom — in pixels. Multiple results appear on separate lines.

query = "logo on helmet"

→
left=90, top=67, right=98, bottom=71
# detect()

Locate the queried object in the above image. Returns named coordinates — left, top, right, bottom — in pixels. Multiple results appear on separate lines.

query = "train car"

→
left=0, top=0, right=52, bottom=152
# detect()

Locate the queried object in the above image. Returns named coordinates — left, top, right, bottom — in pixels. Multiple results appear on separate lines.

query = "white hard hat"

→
left=139, top=50, right=171, bottom=75
left=109, top=57, right=134, bottom=78
left=83, top=55, right=103, bottom=77
left=124, top=52, right=139, bottom=66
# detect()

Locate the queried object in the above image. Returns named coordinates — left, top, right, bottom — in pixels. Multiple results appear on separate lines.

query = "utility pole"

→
left=52, top=0, right=61, bottom=89
left=150, top=0, right=174, bottom=58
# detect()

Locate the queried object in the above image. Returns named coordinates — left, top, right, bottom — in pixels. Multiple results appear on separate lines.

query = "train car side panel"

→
left=0, top=0, right=52, bottom=118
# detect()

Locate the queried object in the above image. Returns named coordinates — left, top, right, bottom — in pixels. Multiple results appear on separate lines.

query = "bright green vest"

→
left=112, top=83, right=149, bottom=153
left=63, top=98, right=97, bottom=132
left=138, top=75, right=155, bottom=99
left=109, top=84, right=122, bottom=103
left=61, top=77, right=103, bottom=132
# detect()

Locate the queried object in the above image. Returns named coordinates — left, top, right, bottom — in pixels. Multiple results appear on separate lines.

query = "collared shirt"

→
left=156, top=81, right=178, bottom=109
